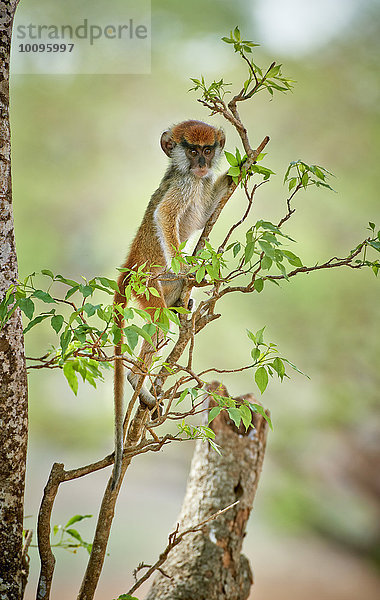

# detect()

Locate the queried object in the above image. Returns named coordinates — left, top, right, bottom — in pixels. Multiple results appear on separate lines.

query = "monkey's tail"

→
left=110, top=278, right=129, bottom=491
left=111, top=334, right=124, bottom=491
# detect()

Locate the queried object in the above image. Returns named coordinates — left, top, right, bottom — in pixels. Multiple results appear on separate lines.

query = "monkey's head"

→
left=160, top=120, right=225, bottom=178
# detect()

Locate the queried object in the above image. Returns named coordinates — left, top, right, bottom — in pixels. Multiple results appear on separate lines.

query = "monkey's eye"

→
left=203, top=147, right=211, bottom=155
left=190, top=149, right=198, bottom=157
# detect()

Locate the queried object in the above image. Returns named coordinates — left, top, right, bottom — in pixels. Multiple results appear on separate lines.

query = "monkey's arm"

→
left=204, top=172, right=232, bottom=221
left=214, top=172, right=232, bottom=194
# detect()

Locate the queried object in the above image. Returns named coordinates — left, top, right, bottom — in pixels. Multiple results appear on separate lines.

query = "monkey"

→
left=111, top=119, right=231, bottom=489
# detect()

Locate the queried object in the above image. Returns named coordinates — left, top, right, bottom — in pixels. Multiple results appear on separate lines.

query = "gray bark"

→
left=146, top=382, right=268, bottom=600
left=0, top=1, right=29, bottom=598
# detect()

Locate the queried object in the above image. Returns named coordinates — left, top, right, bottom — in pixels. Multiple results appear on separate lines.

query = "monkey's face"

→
left=183, top=143, right=217, bottom=178
left=161, top=120, right=225, bottom=177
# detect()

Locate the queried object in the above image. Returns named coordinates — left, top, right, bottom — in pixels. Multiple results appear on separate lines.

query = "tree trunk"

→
left=0, top=1, right=29, bottom=598
left=146, top=382, right=269, bottom=600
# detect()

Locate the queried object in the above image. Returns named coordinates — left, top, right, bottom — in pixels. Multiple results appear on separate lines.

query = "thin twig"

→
left=127, top=501, right=239, bottom=595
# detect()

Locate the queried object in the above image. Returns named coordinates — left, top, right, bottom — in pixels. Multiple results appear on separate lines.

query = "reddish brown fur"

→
left=111, top=119, right=228, bottom=490
left=171, top=119, right=223, bottom=146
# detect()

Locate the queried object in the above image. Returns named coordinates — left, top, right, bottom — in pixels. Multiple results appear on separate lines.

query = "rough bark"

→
left=145, top=382, right=269, bottom=600
left=0, top=1, right=29, bottom=599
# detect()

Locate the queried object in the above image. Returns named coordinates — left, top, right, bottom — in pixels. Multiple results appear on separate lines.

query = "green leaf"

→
left=23, top=313, right=52, bottom=334
left=266, top=64, right=281, bottom=78
left=258, top=241, right=276, bottom=260
left=73, top=327, right=87, bottom=343
left=116, top=595, right=140, bottom=600
left=56, top=274, right=79, bottom=287
left=272, top=357, right=286, bottom=380
left=251, top=403, right=273, bottom=430
left=208, top=438, right=222, bottom=455
left=282, top=250, right=303, bottom=267
left=201, top=425, right=216, bottom=439
left=208, top=406, right=222, bottom=423
left=228, top=165, right=241, bottom=177
left=240, top=405, right=252, bottom=430
left=255, top=366, right=268, bottom=394
left=83, top=303, right=98, bottom=317
left=189, top=388, right=199, bottom=401
left=143, top=322, right=158, bottom=337
left=244, top=242, right=255, bottom=263
left=227, top=407, right=242, bottom=428
left=33, top=290, right=56, bottom=304
left=254, top=278, right=264, bottom=293
left=98, top=277, right=118, bottom=291
left=165, top=309, right=180, bottom=326
left=63, top=362, right=79, bottom=395
left=255, top=326, right=265, bottom=345
left=123, top=307, right=134, bottom=320
left=130, top=325, right=153, bottom=346
left=124, top=326, right=139, bottom=351
left=60, top=329, right=72, bottom=356
left=65, top=285, right=80, bottom=300
left=369, top=240, right=380, bottom=251
left=172, top=306, right=190, bottom=314
left=233, top=242, right=241, bottom=257
left=64, top=514, right=92, bottom=528
left=80, top=285, right=93, bottom=298
left=51, top=314, right=64, bottom=334
left=262, top=232, right=279, bottom=245
left=261, top=256, right=272, bottom=270
left=156, top=310, right=170, bottom=332
left=205, top=264, right=219, bottom=280
left=276, top=261, right=288, bottom=278
left=247, top=329, right=256, bottom=343
left=313, top=166, right=326, bottom=180
left=177, top=389, right=189, bottom=405
left=18, top=297, right=34, bottom=319
left=171, top=257, right=181, bottom=274
left=41, top=269, right=54, bottom=278
left=131, top=308, right=150, bottom=322
left=225, top=151, right=238, bottom=166
left=195, top=265, right=206, bottom=283
left=251, top=347, right=260, bottom=361
left=65, top=528, right=84, bottom=543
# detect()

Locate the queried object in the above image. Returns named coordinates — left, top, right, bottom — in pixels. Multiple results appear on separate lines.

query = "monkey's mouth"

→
left=192, top=166, right=209, bottom=178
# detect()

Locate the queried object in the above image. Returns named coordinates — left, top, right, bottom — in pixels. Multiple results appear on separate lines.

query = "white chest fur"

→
left=178, top=175, right=213, bottom=241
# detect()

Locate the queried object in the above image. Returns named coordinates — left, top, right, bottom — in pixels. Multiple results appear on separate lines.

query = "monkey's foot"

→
left=138, top=388, right=157, bottom=411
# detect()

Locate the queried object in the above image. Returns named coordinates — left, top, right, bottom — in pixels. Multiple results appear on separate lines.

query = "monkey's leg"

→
left=128, top=274, right=189, bottom=409
left=127, top=290, right=167, bottom=410
left=159, top=270, right=195, bottom=311
left=159, top=271, right=184, bottom=306
left=127, top=335, right=163, bottom=409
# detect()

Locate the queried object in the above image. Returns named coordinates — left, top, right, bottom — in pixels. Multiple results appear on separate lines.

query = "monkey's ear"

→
left=160, top=130, right=176, bottom=156
left=217, top=129, right=226, bottom=150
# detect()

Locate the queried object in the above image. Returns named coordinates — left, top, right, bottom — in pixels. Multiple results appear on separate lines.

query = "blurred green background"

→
left=10, top=0, right=380, bottom=599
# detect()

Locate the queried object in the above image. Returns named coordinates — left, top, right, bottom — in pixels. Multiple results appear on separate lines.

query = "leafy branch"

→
left=1, top=27, right=379, bottom=600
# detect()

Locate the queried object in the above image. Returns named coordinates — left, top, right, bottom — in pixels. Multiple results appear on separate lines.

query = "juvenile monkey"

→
left=111, top=120, right=230, bottom=489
